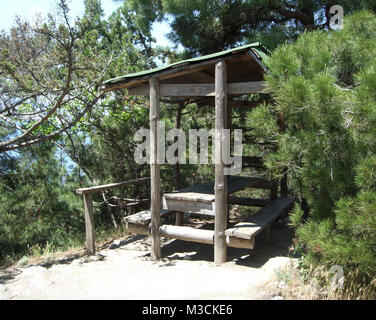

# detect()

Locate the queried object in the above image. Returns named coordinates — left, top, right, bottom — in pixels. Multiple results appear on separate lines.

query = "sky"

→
left=0, top=0, right=174, bottom=48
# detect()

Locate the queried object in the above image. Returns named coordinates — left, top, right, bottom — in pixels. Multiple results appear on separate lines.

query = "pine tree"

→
left=250, top=10, right=376, bottom=274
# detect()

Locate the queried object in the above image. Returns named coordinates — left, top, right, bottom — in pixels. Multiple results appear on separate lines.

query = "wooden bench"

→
left=225, top=197, right=295, bottom=248
left=123, top=197, right=294, bottom=250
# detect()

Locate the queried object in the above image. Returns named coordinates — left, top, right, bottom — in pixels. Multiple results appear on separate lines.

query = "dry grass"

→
left=275, top=260, right=376, bottom=300
left=0, top=225, right=132, bottom=270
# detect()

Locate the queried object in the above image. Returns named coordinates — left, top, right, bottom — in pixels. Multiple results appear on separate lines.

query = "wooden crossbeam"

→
left=158, top=225, right=254, bottom=249
left=76, top=177, right=150, bottom=195
left=128, top=81, right=269, bottom=97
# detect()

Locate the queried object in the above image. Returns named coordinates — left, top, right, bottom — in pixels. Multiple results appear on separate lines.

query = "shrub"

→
left=251, top=11, right=376, bottom=276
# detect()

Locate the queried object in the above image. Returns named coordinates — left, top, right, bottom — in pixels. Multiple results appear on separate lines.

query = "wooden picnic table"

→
left=162, top=176, right=276, bottom=215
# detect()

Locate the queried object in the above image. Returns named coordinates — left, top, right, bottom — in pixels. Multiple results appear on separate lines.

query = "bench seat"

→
left=225, top=197, right=295, bottom=240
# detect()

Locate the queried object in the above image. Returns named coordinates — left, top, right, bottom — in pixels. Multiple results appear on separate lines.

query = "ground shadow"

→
left=0, top=268, right=22, bottom=285
left=158, top=219, right=295, bottom=268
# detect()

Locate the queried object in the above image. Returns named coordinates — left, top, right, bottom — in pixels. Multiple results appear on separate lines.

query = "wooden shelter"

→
left=77, top=43, right=294, bottom=264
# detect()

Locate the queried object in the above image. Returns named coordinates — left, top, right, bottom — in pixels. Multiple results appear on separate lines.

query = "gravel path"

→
left=0, top=222, right=295, bottom=300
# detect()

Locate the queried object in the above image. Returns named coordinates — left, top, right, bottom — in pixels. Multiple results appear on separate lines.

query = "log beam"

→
left=128, top=81, right=268, bottom=97
left=76, top=177, right=150, bottom=195
left=158, top=225, right=254, bottom=249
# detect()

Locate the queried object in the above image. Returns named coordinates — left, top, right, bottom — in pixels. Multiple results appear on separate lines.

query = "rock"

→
left=90, top=254, right=105, bottom=262
left=277, top=281, right=287, bottom=289
left=271, top=295, right=284, bottom=300
left=109, top=240, right=121, bottom=250
left=71, top=259, right=84, bottom=266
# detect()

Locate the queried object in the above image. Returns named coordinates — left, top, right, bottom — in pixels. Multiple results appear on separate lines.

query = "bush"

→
left=0, top=144, right=85, bottom=262
left=251, top=11, right=376, bottom=276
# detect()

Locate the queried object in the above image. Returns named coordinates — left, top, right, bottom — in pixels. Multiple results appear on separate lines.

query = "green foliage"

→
left=0, top=0, right=158, bottom=264
left=354, top=157, right=376, bottom=190
left=123, top=0, right=376, bottom=55
left=0, top=144, right=84, bottom=259
left=251, top=11, right=376, bottom=274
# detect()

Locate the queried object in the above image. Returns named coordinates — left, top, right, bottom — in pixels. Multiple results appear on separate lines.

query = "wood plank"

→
left=163, top=176, right=265, bottom=201
left=227, top=81, right=268, bottom=94
left=226, top=236, right=254, bottom=249
left=150, top=78, right=161, bottom=260
left=250, top=179, right=278, bottom=190
left=229, top=196, right=271, bottom=207
left=124, top=209, right=175, bottom=225
left=225, top=197, right=295, bottom=240
left=127, top=81, right=268, bottom=97
left=162, top=198, right=215, bottom=216
left=76, top=177, right=150, bottom=195
left=83, top=193, right=95, bottom=255
left=227, top=176, right=266, bottom=193
left=125, top=222, right=149, bottom=235
left=228, top=100, right=262, bottom=108
left=196, top=99, right=262, bottom=108
left=163, top=190, right=215, bottom=202
left=129, top=83, right=214, bottom=96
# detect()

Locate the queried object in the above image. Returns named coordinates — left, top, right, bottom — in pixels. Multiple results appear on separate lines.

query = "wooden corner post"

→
left=149, top=78, right=161, bottom=260
left=214, top=60, right=228, bottom=264
left=83, top=193, right=95, bottom=255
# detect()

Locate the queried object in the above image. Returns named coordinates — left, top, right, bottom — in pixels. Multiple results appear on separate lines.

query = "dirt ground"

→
left=0, top=219, right=296, bottom=300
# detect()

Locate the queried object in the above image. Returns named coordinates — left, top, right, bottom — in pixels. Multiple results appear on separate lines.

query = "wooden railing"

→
left=76, top=177, right=150, bottom=254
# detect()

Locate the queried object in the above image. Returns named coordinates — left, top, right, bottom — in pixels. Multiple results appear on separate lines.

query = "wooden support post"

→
left=83, top=193, right=95, bottom=255
left=174, top=101, right=184, bottom=228
left=280, top=169, right=288, bottom=197
left=175, top=212, right=183, bottom=226
left=270, top=179, right=278, bottom=199
left=214, top=60, right=228, bottom=265
left=226, top=101, right=232, bottom=226
left=150, top=78, right=161, bottom=260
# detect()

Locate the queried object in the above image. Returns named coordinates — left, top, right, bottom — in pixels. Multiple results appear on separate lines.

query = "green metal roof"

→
left=103, top=42, right=269, bottom=86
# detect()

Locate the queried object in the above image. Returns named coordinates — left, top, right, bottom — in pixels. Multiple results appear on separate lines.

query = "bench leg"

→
left=265, top=224, right=272, bottom=243
left=175, top=211, right=183, bottom=226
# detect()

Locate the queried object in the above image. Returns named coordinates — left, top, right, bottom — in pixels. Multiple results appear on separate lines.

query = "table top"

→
left=163, top=176, right=265, bottom=203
